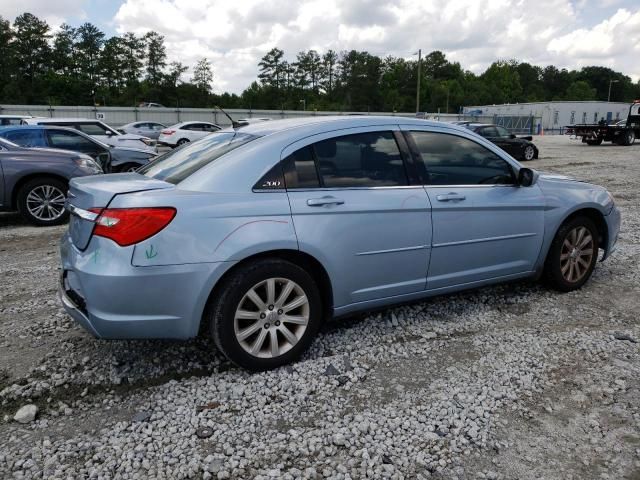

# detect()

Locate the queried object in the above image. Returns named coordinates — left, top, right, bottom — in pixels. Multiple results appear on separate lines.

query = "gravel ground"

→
left=0, top=135, right=639, bottom=479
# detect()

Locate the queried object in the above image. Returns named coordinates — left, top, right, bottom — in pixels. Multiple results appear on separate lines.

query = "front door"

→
left=405, top=128, right=545, bottom=290
left=285, top=128, right=432, bottom=308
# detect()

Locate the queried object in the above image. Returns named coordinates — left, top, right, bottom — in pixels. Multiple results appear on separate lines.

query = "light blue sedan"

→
left=59, top=116, right=621, bottom=370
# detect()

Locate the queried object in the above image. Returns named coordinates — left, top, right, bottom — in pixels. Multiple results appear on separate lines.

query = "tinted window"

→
left=0, top=118, right=24, bottom=126
left=182, top=123, right=202, bottom=131
left=478, top=126, right=498, bottom=138
left=495, top=126, right=511, bottom=137
left=311, top=131, right=407, bottom=188
left=77, top=123, right=110, bottom=135
left=411, top=131, right=515, bottom=186
left=139, top=132, right=258, bottom=184
left=46, top=129, right=98, bottom=151
left=2, top=129, right=46, bottom=147
left=284, top=146, right=320, bottom=189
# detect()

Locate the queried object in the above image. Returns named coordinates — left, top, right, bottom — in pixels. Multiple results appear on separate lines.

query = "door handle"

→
left=436, top=192, right=466, bottom=202
left=306, top=196, right=345, bottom=207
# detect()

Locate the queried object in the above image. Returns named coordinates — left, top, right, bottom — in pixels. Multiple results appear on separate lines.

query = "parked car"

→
left=23, top=118, right=157, bottom=153
left=158, top=121, right=222, bottom=147
left=59, top=116, right=620, bottom=371
left=235, top=118, right=271, bottom=127
left=0, top=137, right=102, bottom=225
left=118, top=121, right=167, bottom=140
left=138, top=102, right=165, bottom=108
left=0, top=126, right=158, bottom=173
left=0, top=115, right=33, bottom=127
left=465, top=124, right=538, bottom=161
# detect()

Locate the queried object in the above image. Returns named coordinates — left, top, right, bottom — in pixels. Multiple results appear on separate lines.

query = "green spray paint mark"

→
left=92, top=249, right=100, bottom=264
left=145, top=244, right=158, bottom=259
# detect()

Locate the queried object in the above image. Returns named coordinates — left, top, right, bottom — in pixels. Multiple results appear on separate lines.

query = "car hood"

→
left=26, top=147, right=82, bottom=159
left=116, top=133, right=148, bottom=141
left=538, top=171, right=578, bottom=182
left=111, top=146, right=157, bottom=155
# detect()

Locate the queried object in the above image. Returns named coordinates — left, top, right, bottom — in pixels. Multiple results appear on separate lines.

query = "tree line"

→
left=1, top=12, right=639, bottom=112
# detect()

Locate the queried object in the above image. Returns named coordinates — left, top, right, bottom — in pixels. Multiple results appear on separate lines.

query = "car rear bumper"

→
left=59, top=233, right=230, bottom=339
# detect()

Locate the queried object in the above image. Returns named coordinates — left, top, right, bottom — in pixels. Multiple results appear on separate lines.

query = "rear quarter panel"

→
left=106, top=189, right=297, bottom=267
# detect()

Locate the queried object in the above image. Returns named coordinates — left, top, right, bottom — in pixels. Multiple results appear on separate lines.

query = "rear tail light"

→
left=161, top=129, right=175, bottom=135
left=89, top=207, right=176, bottom=246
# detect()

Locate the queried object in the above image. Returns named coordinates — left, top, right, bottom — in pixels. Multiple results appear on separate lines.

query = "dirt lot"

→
left=0, top=135, right=639, bottom=479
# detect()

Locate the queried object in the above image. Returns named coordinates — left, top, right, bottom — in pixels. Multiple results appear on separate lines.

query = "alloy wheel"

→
left=234, top=278, right=310, bottom=359
left=26, top=185, right=66, bottom=222
left=560, top=226, right=594, bottom=283
left=524, top=145, right=535, bottom=160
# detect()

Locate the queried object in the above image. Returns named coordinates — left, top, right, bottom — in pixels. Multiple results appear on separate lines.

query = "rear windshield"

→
left=139, top=132, right=258, bottom=184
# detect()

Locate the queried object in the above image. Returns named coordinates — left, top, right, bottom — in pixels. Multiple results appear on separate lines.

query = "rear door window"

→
left=2, top=129, right=46, bottom=147
left=302, top=131, right=408, bottom=188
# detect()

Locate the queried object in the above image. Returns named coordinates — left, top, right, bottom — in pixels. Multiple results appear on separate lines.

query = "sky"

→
left=1, top=0, right=639, bottom=94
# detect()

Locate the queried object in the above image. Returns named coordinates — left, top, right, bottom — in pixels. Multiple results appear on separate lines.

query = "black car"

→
left=0, top=126, right=158, bottom=172
left=466, top=124, right=538, bottom=161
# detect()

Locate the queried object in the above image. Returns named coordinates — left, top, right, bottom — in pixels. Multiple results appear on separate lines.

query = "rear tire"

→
left=586, top=138, right=603, bottom=146
left=176, top=138, right=189, bottom=147
left=543, top=216, right=599, bottom=292
left=522, top=145, right=536, bottom=161
left=17, top=177, right=69, bottom=226
left=208, top=258, right=323, bottom=371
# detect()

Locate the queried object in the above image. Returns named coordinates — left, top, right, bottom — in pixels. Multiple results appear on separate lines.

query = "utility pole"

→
left=445, top=86, right=449, bottom=114
left=415, top=49, right=422, bottom=114
left=608, top=79, right=619, bottom=102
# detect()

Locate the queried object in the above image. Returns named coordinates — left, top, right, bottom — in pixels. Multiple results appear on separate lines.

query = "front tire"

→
left=622, top=130, right=635, bottom=146
left=208, top=259, right=323, bottom=370
left=543, top=216, right=599, bottom=292
left=586, top=138, right=603, bottom=146
left=17, top=177, right=69, bottom=226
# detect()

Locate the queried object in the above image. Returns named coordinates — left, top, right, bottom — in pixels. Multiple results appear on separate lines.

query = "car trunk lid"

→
left=66, top=173, right=174, bottom=250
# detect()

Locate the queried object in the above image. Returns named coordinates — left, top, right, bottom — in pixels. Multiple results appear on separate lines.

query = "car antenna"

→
left=215, top=106, right=240, bottom=129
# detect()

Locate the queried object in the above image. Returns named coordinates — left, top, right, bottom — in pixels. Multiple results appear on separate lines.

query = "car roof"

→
left=29, top=117, right=105, bottom=123
left=233, top=115, right=469, bottom=137
left=0, top=115, right=32, bottom=119
left=172, top=121, right=218, bottom=126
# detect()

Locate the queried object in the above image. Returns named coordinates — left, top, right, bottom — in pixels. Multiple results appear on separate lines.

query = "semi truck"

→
left=566, top=101, right=639, bottom=146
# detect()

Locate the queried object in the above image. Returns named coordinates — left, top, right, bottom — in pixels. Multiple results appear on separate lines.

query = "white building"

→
left=463, top=101, right=632, bottom=134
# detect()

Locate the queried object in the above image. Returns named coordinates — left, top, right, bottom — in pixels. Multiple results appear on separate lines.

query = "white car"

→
left=0, top=115, right=33, bottom=127
left=158, top=121, right=222, bottom=147
left=118, top=121, right=167, bottom=140
left=23, top=118, right=157, bottom=153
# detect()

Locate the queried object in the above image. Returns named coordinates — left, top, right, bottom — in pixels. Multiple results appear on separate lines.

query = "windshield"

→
left=139, top=131, right=259, bottom=184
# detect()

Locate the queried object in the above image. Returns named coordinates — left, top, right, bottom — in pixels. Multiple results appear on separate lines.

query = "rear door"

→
left=285, top=127, right=432, bottom=308
left=404, top=127, right=545, bottom=290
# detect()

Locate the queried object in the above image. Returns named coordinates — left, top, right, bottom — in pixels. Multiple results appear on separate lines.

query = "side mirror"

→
left=517, top=167, right=537, bottom=187
left=105, top=130, right=114, bottom=136
left=509, top=134, right=516, bottom=139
